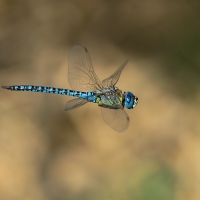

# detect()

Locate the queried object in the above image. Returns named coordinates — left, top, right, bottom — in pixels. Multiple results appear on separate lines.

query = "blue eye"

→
left=124, top=92, right=138, bottom=109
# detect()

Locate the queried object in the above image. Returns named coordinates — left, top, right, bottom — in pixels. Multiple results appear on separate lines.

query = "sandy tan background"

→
left=0, top=1, right=200, bottom=200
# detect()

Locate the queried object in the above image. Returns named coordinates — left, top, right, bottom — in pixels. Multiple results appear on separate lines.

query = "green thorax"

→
left=96, top=89, right=124, bottom=109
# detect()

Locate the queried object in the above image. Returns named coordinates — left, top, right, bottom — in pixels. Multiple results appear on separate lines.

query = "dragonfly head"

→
left=124, top=92, right=138, bottom=109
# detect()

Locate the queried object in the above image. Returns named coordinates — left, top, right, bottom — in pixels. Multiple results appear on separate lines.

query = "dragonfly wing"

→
left=64, top=98, right=88, bottom=111
left=68, top=45, right=103, bottom=92
left=101, top=107, right=129, bottom=132
left=102, top=60, right=128, bottom=88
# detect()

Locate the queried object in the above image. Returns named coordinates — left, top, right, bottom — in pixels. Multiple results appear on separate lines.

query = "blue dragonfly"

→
left=2, top=45, right=138, bottom=132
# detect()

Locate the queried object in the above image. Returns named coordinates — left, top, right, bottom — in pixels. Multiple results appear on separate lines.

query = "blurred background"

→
left=0, top=0, right=200, bottom=200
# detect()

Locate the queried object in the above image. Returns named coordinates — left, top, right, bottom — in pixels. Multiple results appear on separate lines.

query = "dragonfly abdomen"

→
left=2, top=85, right=99, bottom=103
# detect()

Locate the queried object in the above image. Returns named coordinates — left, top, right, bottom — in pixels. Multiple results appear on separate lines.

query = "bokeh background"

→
left=0, top=1, right=200, bottom=200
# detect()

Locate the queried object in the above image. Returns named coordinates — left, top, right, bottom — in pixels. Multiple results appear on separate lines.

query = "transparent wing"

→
left=68, top=45, right=103, bottom=92
left=101, top=107, right=129, bottom=132
left=64, top=98, right=88, bottom=111
left=102, top=60, right=128, bottom=88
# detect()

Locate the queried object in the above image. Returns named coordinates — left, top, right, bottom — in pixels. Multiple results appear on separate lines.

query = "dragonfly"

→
left=2, top=45, right=138, bottom=132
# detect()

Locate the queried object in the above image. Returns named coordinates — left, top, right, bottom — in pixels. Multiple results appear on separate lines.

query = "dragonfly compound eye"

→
left=125, top=92, right=138, bottom=109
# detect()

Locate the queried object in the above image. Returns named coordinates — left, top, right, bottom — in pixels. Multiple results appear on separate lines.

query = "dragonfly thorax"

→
left=124, top=92, right=138, bottom=109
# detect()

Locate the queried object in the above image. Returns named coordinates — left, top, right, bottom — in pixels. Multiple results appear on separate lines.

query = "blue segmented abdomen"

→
left=2, top=85, right=99, bottom=103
